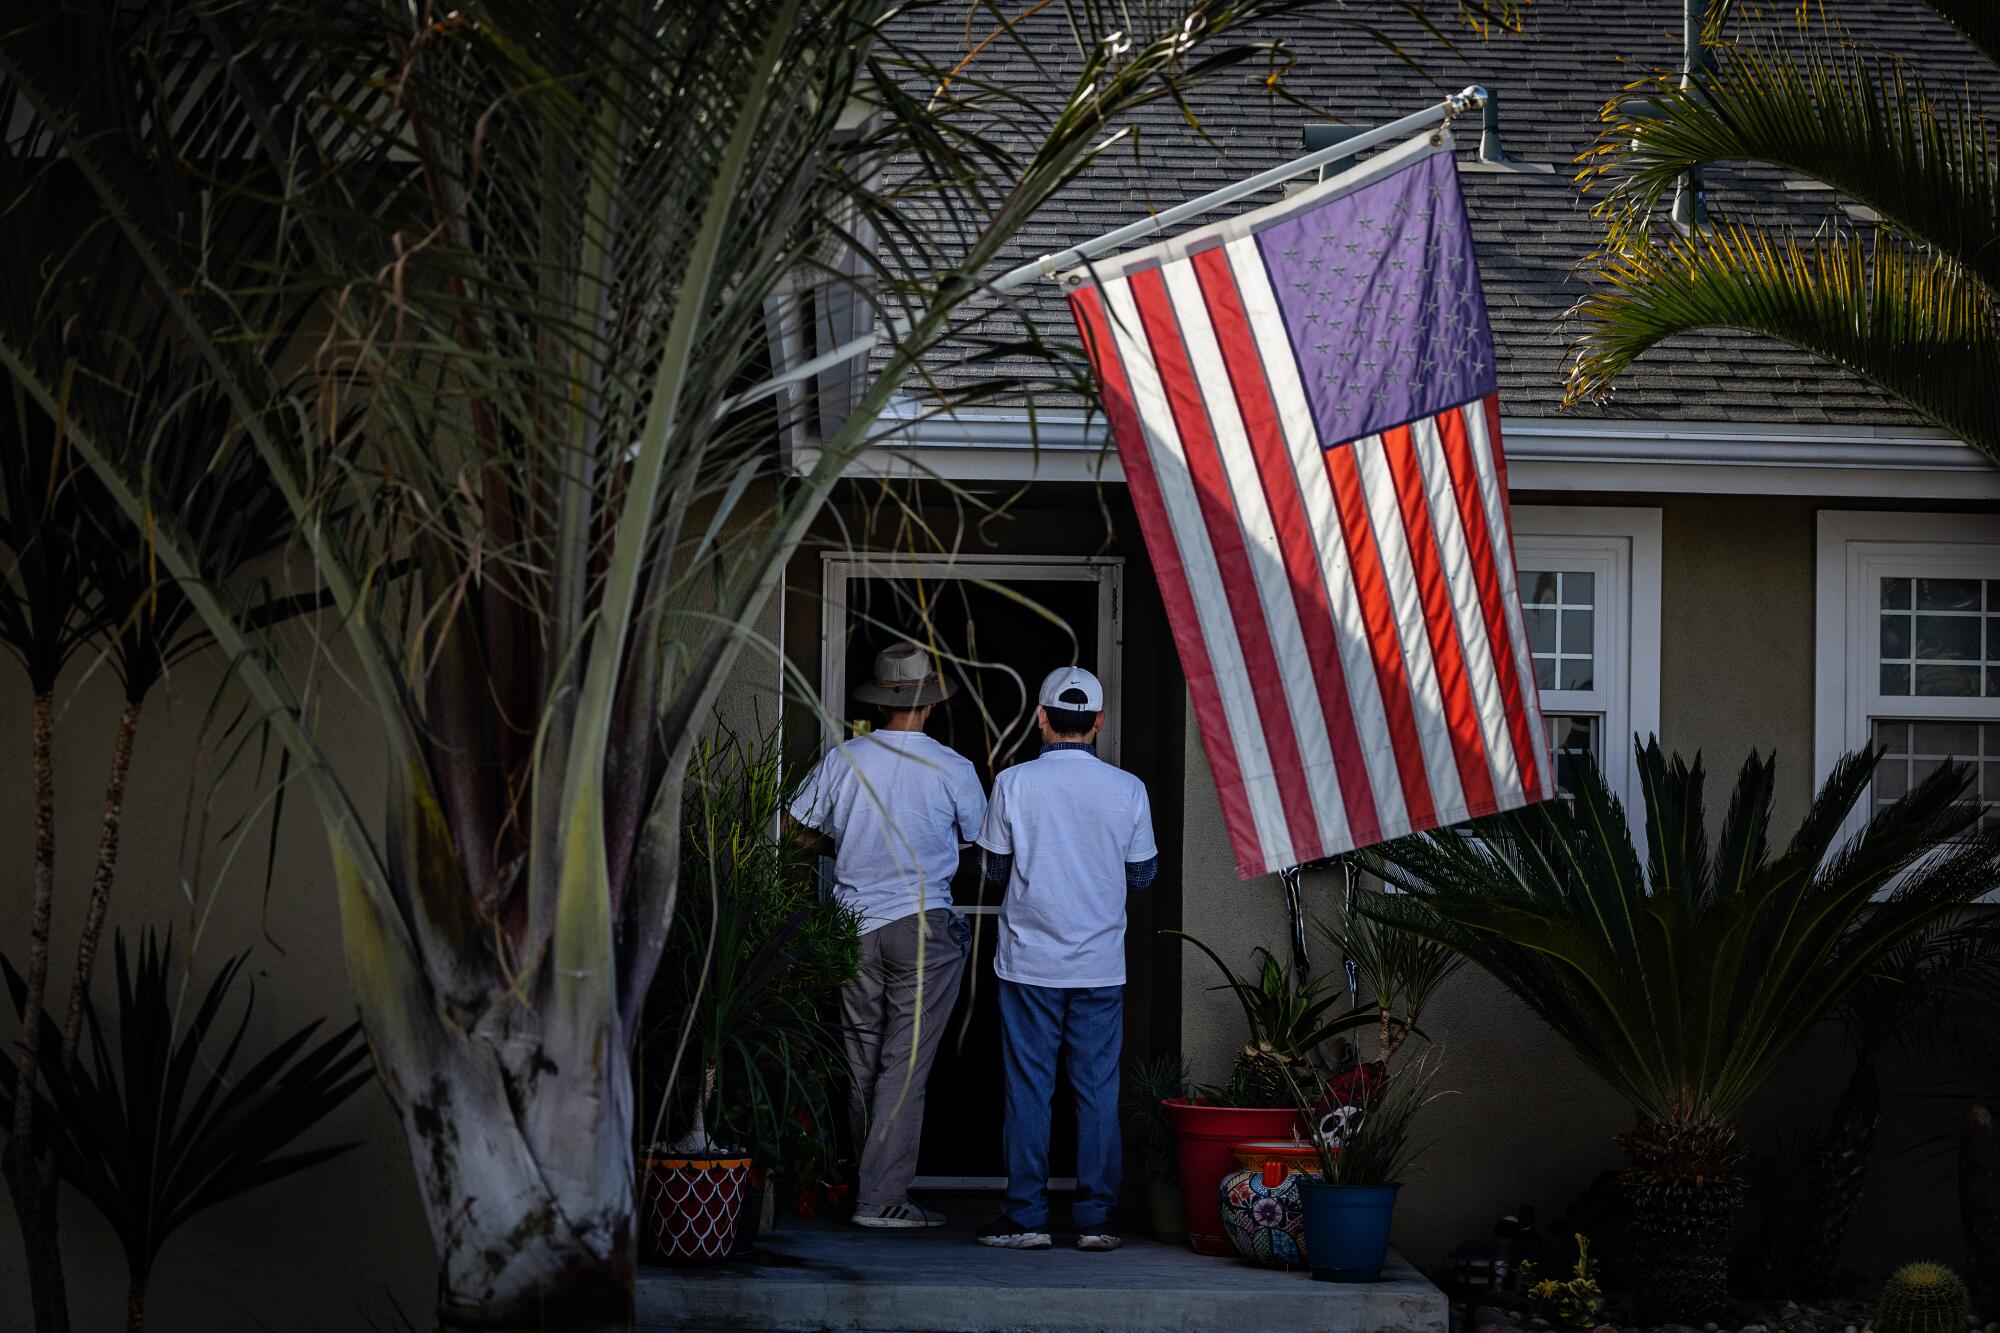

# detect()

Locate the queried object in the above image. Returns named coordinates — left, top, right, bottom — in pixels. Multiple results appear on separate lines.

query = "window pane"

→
left=1880, top=663, right=1911, bottom=696
left=1534, top=656, right=1556, bottom=690
left=1560, top=657, right=1594, bottom=690
left=1880, top=614, right=1910, bottom=660
left=1917, top=578, right=1980, bottom=611
left=1522, top=570, right=1559, bottom=606
left=1916, top=614, right=1981, bottom=661
left=1543, top=713, right=1601, bottom=799
left=1561, top=609, right=1593, bottom=655
left=1524, top=607, right=1554, bottom=654
left=1915, top=664, right=1980, bottom=697
left=1563, top=572, right=1595, bottom=604
left=1881, top=577, right=1912, bottom=610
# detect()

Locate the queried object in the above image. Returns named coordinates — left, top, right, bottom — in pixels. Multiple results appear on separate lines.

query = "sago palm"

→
left=0, top=2, right=1521, bottom=1326
left=1359, top=738, right=2000, bottom=1322
left=1566, top=1, right=2000, bottom=463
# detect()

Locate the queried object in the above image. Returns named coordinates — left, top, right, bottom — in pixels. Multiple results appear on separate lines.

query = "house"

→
left=767, top=0, right=1998, bottom=1274
left=3, top=2, right=1993, bottom=1327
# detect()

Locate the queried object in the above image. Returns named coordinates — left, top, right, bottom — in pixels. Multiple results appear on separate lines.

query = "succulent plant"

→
left=1876, top=1261, right=1973, bottom=1333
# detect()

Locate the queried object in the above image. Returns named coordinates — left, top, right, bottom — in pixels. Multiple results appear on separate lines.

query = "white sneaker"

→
left=852, top=1200, right=949, bottom=1229
left=1076, top=1231, right=1123, bottom=1252
left=976, top=1218, right=1053, bottom=1249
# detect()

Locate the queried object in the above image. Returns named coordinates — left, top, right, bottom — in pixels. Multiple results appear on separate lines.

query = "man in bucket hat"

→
left=788, top=641, right=985, bottom=1229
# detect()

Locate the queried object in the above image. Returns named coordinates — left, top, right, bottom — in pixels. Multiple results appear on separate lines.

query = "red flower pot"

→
left=1163, top=1099, right=1302, bottom=1256
left=639, top=1154, right=752, bottom=1263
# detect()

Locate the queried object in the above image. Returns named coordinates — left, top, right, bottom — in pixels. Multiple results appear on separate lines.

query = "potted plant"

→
left=637, top=727, right=860, bottom=1262
left=1125, top=1054, right=1192, bottom=1242
left=1293, top=1052, right=1444, bottom=1283
left=1166, top=936, right=1372, bottom=1255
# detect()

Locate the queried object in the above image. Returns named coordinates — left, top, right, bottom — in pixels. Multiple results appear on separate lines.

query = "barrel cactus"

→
left=1876, top=1261, right=1973, bottom=1333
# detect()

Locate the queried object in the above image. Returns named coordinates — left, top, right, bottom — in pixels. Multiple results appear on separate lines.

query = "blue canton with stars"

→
left=1255, top=151, right=1495, bottom=449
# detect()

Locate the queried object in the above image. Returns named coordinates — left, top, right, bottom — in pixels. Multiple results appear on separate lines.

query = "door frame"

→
left=819, top=553, right=1124, bottom=1195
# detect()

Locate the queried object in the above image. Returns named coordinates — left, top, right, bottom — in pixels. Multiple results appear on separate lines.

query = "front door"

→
left=819, top=554, right=1123, bottom=1189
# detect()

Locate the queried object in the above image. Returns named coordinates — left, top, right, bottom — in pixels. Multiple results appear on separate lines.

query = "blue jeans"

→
left=998, top=981, right=1123, bottom=1231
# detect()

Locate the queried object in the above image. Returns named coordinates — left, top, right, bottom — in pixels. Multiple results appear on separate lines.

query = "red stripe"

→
left=1128, top=267, right=1321, bottom=863
left=1323, top=442, right=1438, bottom=830
left=1379, top=423, right=1498, bottom=815
left=1190, top=247, right=1380, bottom=850
left=1437, top=402, right=1544, bottom=801
left=1484, top=395, right=1516, bottom=531
left=1070, top=284, right=1264, bottom=874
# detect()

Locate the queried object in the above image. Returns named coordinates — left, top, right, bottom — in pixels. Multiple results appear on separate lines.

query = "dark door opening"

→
left=827, top=562, right=1120, bottom=1186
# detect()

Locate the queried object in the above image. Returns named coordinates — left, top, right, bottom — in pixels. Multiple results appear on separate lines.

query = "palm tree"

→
left=0, top=2, right=1521, bottom=1326
left=1565, top=1, right=2000, bottom=464
left=1358, top=738, right=2000, bottom=1322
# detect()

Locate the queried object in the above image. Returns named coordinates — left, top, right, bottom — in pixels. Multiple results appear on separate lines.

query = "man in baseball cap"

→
left=787, top=641, right=985, bottom=1229
left=973, top=664, right=1156, bottom=1253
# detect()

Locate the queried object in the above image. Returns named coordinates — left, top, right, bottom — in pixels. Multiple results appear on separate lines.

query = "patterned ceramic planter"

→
left=1218, top=1140, right=1322, bottom=1268
left=639, top=1154, right=752, bottom=1263
left=1164, top=1100, right=1302, bottom=1256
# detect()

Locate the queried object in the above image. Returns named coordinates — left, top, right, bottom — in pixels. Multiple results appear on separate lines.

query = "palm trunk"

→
left=1794, top=1057, right=1880, bottom=1293
left=61, top=696, right=142, bottom=1074
left=4, top=690, right=71, bottom=1333
left=1618, top=1109, right=1747, bottom=1323
left=124, top=1273, right=147, bottom=1333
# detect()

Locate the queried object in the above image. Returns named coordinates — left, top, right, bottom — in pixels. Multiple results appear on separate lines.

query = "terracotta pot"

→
left=638, top=1154, right=752, bottom=1263
left=1162, top=1099, right=1301, bottom=1256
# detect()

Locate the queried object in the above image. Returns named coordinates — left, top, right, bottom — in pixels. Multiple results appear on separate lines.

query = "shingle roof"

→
left=885, top=0, right=1988, bottom=430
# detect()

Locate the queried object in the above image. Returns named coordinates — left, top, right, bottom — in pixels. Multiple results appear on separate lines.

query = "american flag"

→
left=1065, top=135, right=1553, bottom=878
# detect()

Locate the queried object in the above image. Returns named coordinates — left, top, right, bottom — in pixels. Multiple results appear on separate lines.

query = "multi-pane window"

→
left=1522, top=571, right=1596, bottom=690
left=1872, top=720, right=1998, bottom=832
left=1820, top=514, right=2000, bottom=848
left=1513, top=512, right=1660, bottom=817
left=1877, top=577, right=2000, bottom=699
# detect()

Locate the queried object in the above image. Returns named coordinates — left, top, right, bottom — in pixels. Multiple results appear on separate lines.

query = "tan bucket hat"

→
left=853, top=641, right=956, bottom=707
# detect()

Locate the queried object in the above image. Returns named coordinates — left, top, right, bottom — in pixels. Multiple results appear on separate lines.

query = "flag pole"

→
left=723, top=86, right=1491, bottom=419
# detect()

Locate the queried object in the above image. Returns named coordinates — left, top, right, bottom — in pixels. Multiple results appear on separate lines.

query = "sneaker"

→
left=852, top=1200, right=948, bottom=1229
left=1076, top=1229, right=1122, bottom=1252
left=975, top=1217, right=1053, bottom=1250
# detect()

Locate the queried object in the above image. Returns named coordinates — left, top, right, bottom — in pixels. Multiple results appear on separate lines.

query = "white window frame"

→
left=1512, top=506, right=1663, bottom=814
left=1814, top=511, right=2000, bottom=842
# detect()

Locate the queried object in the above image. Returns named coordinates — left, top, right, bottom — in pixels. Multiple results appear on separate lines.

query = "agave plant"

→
left=1566, top=1, right=2000, bottom=462
left=0, top=1, right=1521, bottom=1323
left=1358, top=737, right=2000, bottom=1322
left=0, top=930, right=371, bottom=1333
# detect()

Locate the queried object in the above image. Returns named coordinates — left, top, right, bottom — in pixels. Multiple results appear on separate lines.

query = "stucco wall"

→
left=1176, top=493, right=1969, bottom=1274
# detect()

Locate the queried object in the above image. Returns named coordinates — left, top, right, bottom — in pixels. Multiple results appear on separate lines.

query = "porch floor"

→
left=635, top=1209, right=1448, bottom=1333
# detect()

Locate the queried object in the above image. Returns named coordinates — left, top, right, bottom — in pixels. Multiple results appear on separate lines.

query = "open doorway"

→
left=818, top=554, right=1123, bottom=1189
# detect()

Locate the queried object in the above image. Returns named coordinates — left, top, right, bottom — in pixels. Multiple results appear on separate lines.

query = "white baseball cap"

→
left=1037, top=665, right=1103, bottom=713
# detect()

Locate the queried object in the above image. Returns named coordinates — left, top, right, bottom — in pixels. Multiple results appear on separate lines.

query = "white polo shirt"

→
left=788, top=730, right=986, bottom=935
left=976, top=747, right=1156, bottom=989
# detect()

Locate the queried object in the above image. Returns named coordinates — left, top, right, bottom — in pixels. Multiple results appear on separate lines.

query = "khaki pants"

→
left=841, top=908, right=967, bottom=1209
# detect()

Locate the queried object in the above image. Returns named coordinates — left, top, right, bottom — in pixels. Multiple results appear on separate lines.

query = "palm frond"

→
left=1584, top=42, right=2000, bottom=294
left=1360, top=739, right=2000, bottom=1126
left=1566, top=223, right=2000, bottom=462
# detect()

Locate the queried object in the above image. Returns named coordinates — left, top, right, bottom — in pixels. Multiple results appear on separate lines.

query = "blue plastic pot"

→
left=1297, top=1178, right=1401, bottom=1282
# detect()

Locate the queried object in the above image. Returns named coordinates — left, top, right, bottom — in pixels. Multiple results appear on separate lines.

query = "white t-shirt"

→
left=787, top=730, right=986, bottom=935
left=976, top=747, right=1157, bottom=989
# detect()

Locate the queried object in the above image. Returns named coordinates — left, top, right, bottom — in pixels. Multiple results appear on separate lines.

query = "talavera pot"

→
left=1218, top=1140, right=1322, bottom=1268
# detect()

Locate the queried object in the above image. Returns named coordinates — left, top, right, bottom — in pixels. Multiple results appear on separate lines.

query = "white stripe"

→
left=1409, top=413, right=1522, bottom=804
left=1461, top=402, right=1555, bottom=794
left=1351, top=433, right=1470, bottom=820
left=1100, top=277, right=1296, bottom=867
left=1161, top=260, right=1348, bottom=855
left=1225, top=237, right=1412, bottom=841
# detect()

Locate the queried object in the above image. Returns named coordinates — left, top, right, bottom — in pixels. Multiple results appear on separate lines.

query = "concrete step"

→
left=637, top=1215, right=1447, bottom=1333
